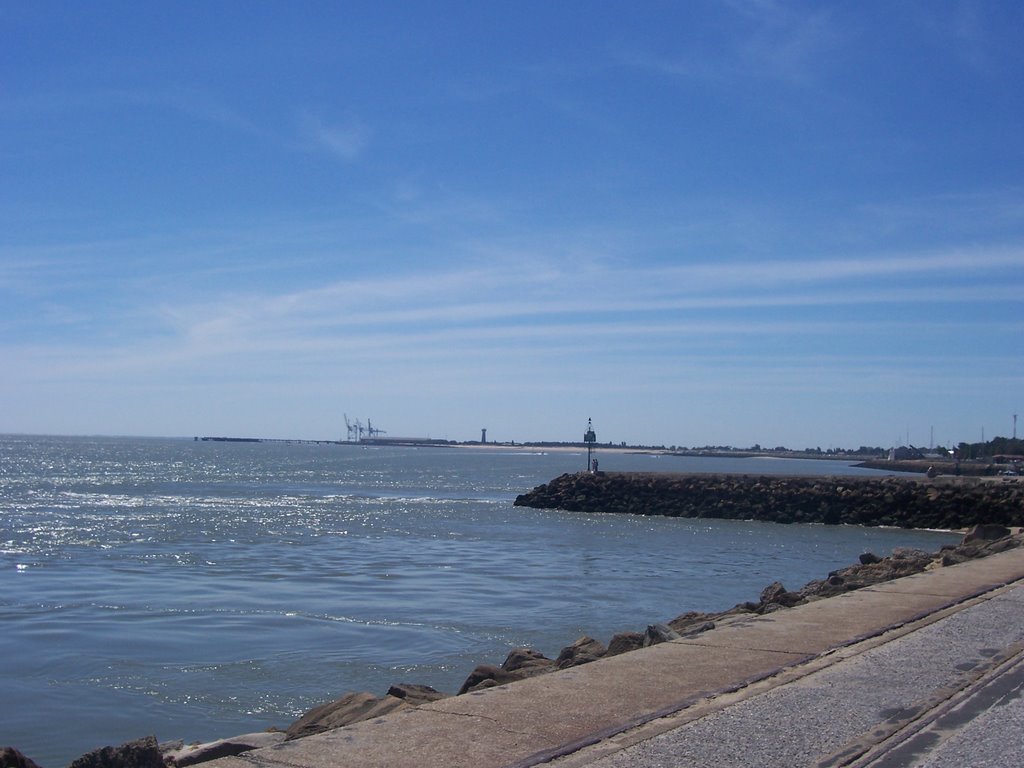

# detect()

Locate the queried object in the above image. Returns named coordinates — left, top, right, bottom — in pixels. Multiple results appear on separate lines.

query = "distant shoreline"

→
left=158, top=436, right=1017, bottom=478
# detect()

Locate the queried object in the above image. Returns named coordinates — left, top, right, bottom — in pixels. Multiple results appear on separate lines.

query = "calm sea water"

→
left=0, top=436, right=959, bottom=766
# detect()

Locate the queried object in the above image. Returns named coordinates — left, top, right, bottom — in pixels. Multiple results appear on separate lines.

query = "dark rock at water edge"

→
left=386, top=683, right=447, bottom=707
left=458, top=647, right=560, bottom=694
left=962, top=523, right=1011, bottom=543
left=457, top=663, right=519, bottom=694
left=556, top=636, right=607, bottom=669
left=165, top=733, right=286, bottom=767
left=939, top=524, right=1022, bottom=565
left=283, top=683, right=448, bottom=740
left=284, top=691, right=412, bottom=740
left=68, top=737, right=164, bottom=768
left=501, top=648, right=559, bottom=677
left=795, top=547, right=936, bottom=600
left=0, top=748, right=42, bottom=768
left=644, top=624, right=682, bottom=645
left=513, top=472, right=1024, bottom=530
left=606, top=631, right=645, bottom=656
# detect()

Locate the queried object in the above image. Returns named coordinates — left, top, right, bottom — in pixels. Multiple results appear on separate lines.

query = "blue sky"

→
left=3, top=1, right=1023, bottom=449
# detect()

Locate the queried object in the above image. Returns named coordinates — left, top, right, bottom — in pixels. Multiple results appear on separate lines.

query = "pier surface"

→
left=207, top=548, right=1024, bottom=768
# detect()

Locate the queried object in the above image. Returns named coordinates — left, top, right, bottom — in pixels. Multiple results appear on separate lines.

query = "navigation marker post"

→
left=584, top=418, right=597, bottom=473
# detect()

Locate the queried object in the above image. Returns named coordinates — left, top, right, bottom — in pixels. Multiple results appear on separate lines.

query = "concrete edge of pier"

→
left=204, top=547, right=1024, bottom=768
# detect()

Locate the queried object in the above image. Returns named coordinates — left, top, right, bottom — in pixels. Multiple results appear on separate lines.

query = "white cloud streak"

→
left=618, top=0, right=844, bottom=87
left=2, top=85, right=266, bottom=139
left=299, top=113, right=370, bottom=161
left=4, top=231, right=1022, bottom=401
left=116, top=244, right=1020, bottom=367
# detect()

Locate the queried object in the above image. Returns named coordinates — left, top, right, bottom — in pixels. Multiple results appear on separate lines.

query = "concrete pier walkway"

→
left=208, top=548, right=1024, bottom=768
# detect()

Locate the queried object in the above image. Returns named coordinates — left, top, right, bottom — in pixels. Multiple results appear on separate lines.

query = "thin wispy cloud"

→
left=1, top=86, right=265, bottom=138
left=616, top=1, right=843, bottom=87
left=725, top=0, right=843, bottom=85
left=299, top=112, right=370, bottom=161
left=857, top=189, right=1024, bottom=231
left=128, top=244, right=1023, bottom=367
left=909, top=0, right=1005, bottom=77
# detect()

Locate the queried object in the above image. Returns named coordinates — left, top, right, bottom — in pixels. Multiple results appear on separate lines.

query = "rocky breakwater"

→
left=513, top=472, right=1024, bottom=529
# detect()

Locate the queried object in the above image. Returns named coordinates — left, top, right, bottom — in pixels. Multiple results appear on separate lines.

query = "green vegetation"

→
left=957, top=437, right=1024, bottom=461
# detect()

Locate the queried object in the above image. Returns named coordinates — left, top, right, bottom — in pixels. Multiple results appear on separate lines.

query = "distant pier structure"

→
left=584, top=418, right=597, bottom=472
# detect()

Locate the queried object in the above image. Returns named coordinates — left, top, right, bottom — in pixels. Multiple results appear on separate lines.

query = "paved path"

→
left=207, top=547, right=1024, bottom=768
left=553, top=567, right=1024, bottom=767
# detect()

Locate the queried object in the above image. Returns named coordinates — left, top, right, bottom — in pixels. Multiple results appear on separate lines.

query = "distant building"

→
left=889, top=446, right=925, bottom=461
left=993, top=454, right=1024, bottom=464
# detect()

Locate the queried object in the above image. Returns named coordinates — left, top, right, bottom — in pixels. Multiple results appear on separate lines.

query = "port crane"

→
left=343, top=414, right=387, bottom=442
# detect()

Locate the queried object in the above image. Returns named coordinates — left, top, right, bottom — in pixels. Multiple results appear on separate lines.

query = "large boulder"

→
left=457, top=664, right=525, bottom=695
left=556, top=636, right=606, bottom=669
left=606, top=632, right=645, bottom=656
left=500, top=648, right=557, bottom=677
left=644, top=624, right=681, bottom=646
left=677, top=620, right=716, bottom=636
left=386, top=683, right=447, bottom=707
left=68, top=736, right=165, bottom=768
left=941, top=530, right=1023, bottom=565
left=165, top=732, right=285, bottom=767
left=799, top=548, right=935, bottom=599
left=758, top=581, right=805, bottom=610
left=962, top=523, right=1012, bottom=543
left=284, top=692, right=410, bottom=740
left=457, top=648, right=558, bottom=694
left=667, top=610, right=718, bottom=633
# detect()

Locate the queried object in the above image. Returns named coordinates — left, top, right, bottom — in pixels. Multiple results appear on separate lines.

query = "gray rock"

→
left=644, top=623, right=681, bottom=646
left=799, top=547, right=936, bottom=599
left=386, top=683, right=446, bottom=707
left=68, top=736, right=164, bottom=768
left=677, top=620, right=716, bottom=637
left=501, top=648, right=556, bottom=676
left=556, top=636, right=607, bottom=669
left=457, top=664, right=523, bottom=695
left=284, top=692, right=410, bottom=740
left=166, top=732, right=285, bottom=766
left=963, top=523, right=1012, bottom=543
left=759, top=581, right=805, bottom=609
left=668, top=610, right=721, bottom=633
left=606, top=632, right=645, bottom=656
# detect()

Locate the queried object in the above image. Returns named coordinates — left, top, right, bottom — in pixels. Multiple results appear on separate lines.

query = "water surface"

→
left=0, top=436, right=957, bottom=765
